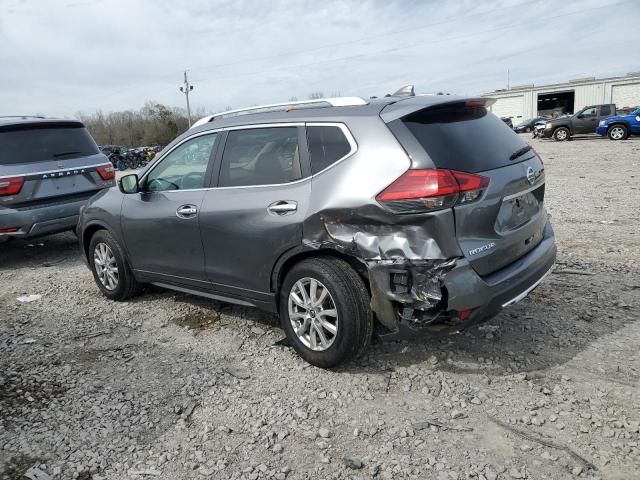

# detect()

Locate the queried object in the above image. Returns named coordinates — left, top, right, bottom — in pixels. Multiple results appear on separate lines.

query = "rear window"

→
left=307, top=126, right=352, bottom=174
left=402, top=106, right=532, bottom=173
left=0, top=125, right=99, bottom=165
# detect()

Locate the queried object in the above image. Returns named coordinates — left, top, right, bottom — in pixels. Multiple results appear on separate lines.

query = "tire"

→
left=279, top=257, right=373, bottom=368
left=608, top=124, right=629, bottom=140
left=525, top=126, right=532, bottom=133
left=88, top=229, right=140, bottom=301
left=553, top=127, right=570, bottom=141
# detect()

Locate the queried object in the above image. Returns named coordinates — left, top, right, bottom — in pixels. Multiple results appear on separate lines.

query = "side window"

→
left=581, top=107, right=597, bottom=117
left=146, top=134, right=217, bottom=192
left=307, top=125, right=352, bottom=174
left=219, top=127, right=301, bottom=187
left=600, top=105, right=612, bottom=116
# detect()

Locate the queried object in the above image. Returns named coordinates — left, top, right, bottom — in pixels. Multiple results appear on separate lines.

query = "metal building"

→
left=482, top=73, right=640, bottom=125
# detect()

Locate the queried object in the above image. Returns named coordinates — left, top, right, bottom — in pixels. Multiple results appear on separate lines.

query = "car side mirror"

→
left=119, top=174, right=139, bottom=194
left=576, top=114, right=584, bottom=119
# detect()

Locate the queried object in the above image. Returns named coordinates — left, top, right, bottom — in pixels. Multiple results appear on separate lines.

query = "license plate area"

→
left=496, top=184, right=544, bottom=233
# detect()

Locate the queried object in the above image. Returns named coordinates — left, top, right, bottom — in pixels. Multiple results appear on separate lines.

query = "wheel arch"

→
left=82, top=221, right=112, bottom=262
left=271, top=247, right=369, bottom=307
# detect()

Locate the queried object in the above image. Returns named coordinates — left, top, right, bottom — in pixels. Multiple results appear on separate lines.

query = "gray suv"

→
left=78, top=91, right=556, bottom=367
left=0, top=117, right=115, bottom=242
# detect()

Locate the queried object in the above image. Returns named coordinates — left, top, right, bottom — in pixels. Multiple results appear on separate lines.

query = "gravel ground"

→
left=1, top=135, right=639, bottom=480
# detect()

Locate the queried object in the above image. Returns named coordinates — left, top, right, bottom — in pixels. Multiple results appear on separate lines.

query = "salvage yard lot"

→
left=1, top=136, right=639, bottom=479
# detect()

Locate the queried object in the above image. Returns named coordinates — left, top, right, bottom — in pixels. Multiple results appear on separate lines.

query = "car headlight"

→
left=545, top=123, right=552, bottom=128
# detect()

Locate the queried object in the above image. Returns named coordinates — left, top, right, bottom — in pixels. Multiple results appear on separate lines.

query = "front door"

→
left=122, top=132, right=219, bottom=287
left=199, top=126, right=310, bottom=302
left=573, top=106, right=598, bottom=133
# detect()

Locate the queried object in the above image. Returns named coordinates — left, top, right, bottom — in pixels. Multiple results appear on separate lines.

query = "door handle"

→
left=268, top=201, right=297, bottom=215
left=176, top=204, right=198, bottom=218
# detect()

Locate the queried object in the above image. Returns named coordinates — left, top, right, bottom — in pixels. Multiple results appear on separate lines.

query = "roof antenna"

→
left=392, top=85, right=415, bottom=97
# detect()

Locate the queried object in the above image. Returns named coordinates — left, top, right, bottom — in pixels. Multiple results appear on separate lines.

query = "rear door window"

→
left=218, top=127, right=302, bottom=187
left=307, top=125, right=352, bottom=174
left=599, top=105, right=612, bottom=116
left=402, top=106, right=532, bottom=173
left=0, top=125, right=99, bottom=165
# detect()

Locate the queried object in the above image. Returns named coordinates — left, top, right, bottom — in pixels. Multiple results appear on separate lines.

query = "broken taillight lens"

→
left=0, top=176, right=24, bottom=196
left=376, top=169, right=489, bottom=214
left=96, top=165, right=115, bottom=181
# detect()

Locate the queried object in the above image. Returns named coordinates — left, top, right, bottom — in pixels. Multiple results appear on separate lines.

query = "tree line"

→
left=78, top=101, right=207, bottom=147
left=79, top=93, right=336, bottom=147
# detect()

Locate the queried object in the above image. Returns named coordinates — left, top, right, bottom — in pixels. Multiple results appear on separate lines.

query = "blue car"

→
left=596, top=108, right=640, bottom=140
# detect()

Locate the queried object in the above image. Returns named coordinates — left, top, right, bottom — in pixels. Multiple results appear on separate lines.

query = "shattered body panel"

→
left=292, top=114, right=465, bottom=332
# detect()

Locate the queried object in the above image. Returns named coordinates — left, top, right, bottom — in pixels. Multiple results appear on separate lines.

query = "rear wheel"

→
left=89, top=230, right=140, bottom=300
left=280, top=257, right=373, bottom=368
left=553, top=127, right=570, bottom=141
left=608, top=124, right=628, bottom=140
left=525, top=126, right=532, bottom=133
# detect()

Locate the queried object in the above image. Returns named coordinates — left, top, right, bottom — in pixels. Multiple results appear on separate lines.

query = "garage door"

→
left=612, top=83, right=640, bottom=109
left=490, top=95, right=524, bottom=123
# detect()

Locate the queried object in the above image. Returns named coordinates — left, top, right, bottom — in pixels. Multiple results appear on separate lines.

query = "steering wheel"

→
left=147, top=177, right=180, bottom=191
left=179, top=172, right=205, bottom=189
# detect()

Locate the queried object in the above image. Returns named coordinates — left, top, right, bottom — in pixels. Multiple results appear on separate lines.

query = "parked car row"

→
left=513, top=104, right=640, bottom=141
left=98, top=145, right=162, bottom=170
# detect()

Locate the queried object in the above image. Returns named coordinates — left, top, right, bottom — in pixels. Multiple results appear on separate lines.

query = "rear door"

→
left=0, top=122, right=113, bottom=209
left=199, top=125, right=310, bottom=301
left=121, top=132, right=219, bottom=286
left=395, top=102, right=547, bottom=277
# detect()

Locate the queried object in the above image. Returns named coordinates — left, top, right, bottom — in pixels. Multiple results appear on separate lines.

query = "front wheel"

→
left=553, top=127, right=570, bottom=141
left=280, top=257, right=373, bottom=368
left=89, top=230, right=140, bottom=300
left=608, top=124, right=628, bottom=140
left=525, top=126, right=532, bottom=133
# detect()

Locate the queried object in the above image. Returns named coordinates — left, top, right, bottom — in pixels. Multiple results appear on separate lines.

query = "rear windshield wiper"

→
left=53, top=151, right=82, bottom=157
left=509, top=145, right=532, bottom=161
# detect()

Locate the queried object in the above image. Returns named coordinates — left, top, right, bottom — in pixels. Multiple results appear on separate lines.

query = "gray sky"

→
left=2, top=0, right=638, bottom=118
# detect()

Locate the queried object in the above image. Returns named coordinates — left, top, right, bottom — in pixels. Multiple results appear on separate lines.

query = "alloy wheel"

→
left=610, top=126, right=625, bottom=140
left=288, top=277, right=338, bottom=351
left=94, top=242, right=119, bottom=290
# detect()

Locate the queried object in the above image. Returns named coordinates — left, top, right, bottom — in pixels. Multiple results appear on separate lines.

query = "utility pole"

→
left=507, top=69, right=510, bottom=90
left=179, top=70, right=194, bottom=127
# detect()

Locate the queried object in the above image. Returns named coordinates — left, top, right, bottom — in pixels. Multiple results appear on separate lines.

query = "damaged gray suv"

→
left=78, top=88, right=556, bottom=367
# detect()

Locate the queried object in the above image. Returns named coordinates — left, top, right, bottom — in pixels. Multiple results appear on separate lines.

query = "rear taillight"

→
left=0, top=227, right=19, bottom=233
left=376, top=169, right=489, bottom=214
left=0, top=177, right=24, bottom=196
left=96, top=165, right=115, bottom=181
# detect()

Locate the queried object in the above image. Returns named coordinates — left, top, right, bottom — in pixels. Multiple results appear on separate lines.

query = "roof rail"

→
left=191, top=96, right=368, bottom=129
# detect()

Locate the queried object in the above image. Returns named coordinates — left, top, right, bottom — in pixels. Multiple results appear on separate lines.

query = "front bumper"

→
left=373, top=221, right=557, bottom=338
left=542, top=127, right=555, bottom=138
left=595, top=125, right=608, bottom=136
left=0, top=197, right=89, bottom=239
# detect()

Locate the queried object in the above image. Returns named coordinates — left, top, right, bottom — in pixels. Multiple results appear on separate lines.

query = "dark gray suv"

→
left=0, top=117, right=115, bottom=242
left=78, top=91, right=556, bottom=367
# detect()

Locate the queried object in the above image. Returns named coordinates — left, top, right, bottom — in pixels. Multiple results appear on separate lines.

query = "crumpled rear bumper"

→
left=371, top=221, right=557, bottom=338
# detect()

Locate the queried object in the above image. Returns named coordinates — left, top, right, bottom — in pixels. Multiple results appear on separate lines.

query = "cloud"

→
left=1, top=0, right=638, bottom=118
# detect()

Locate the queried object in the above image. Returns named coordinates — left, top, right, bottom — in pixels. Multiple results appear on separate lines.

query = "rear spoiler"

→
left=0, top=120, right=85, bottom=133
left=380, top=96, right=496, bottom=123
